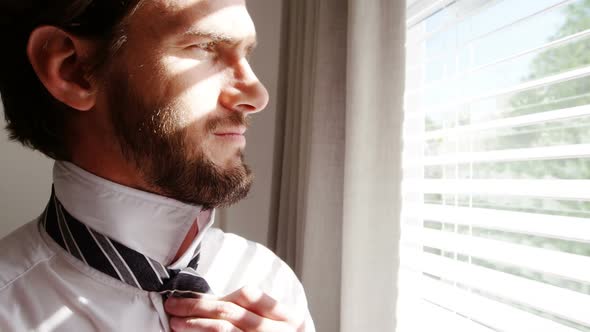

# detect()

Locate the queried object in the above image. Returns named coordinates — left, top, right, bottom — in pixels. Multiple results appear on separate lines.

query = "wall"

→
left=0, top=0, right=283, bottom=246
left=0, top=105, right=53, bottom=237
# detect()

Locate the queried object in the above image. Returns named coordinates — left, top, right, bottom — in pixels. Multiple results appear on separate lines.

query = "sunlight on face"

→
left=154, top=1, right=263, bottom=166
left=98, top=0, right=269, bottom=207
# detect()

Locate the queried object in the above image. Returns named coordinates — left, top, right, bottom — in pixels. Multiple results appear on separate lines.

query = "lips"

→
left=212, top=126, right=247, bottom=146
left=214, top=133, right=244, bottom=136
left=213, top=126, right=247, bottom=136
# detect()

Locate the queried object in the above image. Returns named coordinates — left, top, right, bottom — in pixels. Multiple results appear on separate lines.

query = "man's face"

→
left=95, top=0, right=269, bottom=208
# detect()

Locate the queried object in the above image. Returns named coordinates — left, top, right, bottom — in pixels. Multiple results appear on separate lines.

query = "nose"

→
left=219, top=59, right=269, bottom=114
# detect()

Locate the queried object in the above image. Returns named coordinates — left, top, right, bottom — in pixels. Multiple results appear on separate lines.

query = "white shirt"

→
left=0, top=162, right=314, bottom=331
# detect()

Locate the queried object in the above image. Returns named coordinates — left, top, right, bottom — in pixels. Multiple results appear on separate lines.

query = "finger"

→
left=169, top=317, right=244, bottom=332
left=166, top=298, right=289, bottom=332
left=221, top=286, right=298, bottom=322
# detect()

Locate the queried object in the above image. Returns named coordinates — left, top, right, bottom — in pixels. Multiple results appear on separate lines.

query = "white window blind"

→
left=398, top=0, right=590, bottom=331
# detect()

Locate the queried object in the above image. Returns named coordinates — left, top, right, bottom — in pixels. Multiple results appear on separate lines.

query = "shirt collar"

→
left=52, top=161, right=215, bottom=268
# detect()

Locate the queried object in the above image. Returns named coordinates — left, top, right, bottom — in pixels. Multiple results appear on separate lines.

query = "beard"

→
left=106, top=69, right=253, bottom=209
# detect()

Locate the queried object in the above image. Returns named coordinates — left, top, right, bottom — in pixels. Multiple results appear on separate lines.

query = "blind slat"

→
left=397, top=271, right=498, bottom=332
left=407, top=25, right=590, bottom=94
left=402, top=225, right=590, bottom=283
left=403, top=204, right=590, bottom=242
left=417, top=274, right=583, bottom=332
left=398, top=299, right=497, bottom=332
left=404, top=144, right=590, bottom=166
left=415, top=65, right=590, bottom=113
left=413, top=252, right=590, bottom=326
left=420, top=104, right=590, bottom=140
left=406, top=0, right=455, bottom=28
left=403, top=179, right=590, bottom=200
left=397, top=300, right=497, bottom=332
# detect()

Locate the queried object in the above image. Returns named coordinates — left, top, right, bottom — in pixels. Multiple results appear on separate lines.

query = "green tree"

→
left=481, top=0, right=590, bottom=183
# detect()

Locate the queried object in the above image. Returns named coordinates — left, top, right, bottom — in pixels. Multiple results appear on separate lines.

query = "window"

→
left=398, top=0, right=590, bottom=331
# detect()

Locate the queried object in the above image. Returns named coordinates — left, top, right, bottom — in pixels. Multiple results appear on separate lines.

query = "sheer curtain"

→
left=267, top=1, right=406, bottom=331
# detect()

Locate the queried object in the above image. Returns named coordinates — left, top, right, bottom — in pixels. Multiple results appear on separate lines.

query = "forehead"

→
left=137, top=0, right=256, bottom=42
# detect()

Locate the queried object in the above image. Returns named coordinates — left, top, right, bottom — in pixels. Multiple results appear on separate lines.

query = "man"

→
left=0, top=0, right=314, bottom=331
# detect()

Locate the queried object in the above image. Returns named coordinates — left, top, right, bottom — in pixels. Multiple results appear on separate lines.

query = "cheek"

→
left=181, top=81, right=223, bottom=119
left=163, top=76, right=225, bottom=128
left=160, top=55, right=225, bottom=112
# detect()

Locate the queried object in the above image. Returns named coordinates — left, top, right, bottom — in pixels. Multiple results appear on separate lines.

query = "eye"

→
left=187, top=41, right=218, bottom=59
left=196, top=41, right=217, bottom=52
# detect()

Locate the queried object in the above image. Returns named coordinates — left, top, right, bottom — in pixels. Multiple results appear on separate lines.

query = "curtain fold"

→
left=268, top=1, right=405, bottom=331
left=341, top=1, right=405, bottom=331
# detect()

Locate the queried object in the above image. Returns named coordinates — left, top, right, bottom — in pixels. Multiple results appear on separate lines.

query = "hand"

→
left=164, top=286, right=306, bottom=332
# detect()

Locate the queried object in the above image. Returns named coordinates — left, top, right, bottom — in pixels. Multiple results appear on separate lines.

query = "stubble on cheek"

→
left=104, top=57, right=254, bottom=207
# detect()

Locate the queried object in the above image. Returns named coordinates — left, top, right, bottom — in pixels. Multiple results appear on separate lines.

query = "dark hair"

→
left=0, top=0, right=142, bottom=160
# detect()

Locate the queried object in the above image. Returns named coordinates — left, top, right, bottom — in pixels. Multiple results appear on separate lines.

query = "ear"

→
left=27, top=26, right=98, bottom=111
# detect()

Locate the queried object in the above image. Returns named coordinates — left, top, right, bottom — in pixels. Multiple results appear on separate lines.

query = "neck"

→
left=66, top=112, right=159, bottom=196
left=174, top=220, right=199, bottom=261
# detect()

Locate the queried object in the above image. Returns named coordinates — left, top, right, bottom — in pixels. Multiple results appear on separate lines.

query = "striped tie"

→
left=41, top=188, right=213, bottom=298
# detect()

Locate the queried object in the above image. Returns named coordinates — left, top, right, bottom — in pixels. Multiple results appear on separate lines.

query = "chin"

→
left=208, top=149, right=246, bottom=169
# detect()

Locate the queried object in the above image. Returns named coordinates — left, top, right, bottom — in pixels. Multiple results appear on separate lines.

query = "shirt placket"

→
left=149, top=292, right=171, bottom=332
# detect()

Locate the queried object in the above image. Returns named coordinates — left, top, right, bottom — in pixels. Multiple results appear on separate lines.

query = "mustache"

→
left=205, top=112, right=251, bottom=133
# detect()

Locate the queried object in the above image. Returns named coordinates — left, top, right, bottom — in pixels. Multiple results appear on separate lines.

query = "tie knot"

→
left=160, top=267, right=212, bottom=298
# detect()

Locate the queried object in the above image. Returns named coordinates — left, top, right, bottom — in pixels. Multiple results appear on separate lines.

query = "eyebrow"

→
left=182, top=29, right=258, bottom=55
